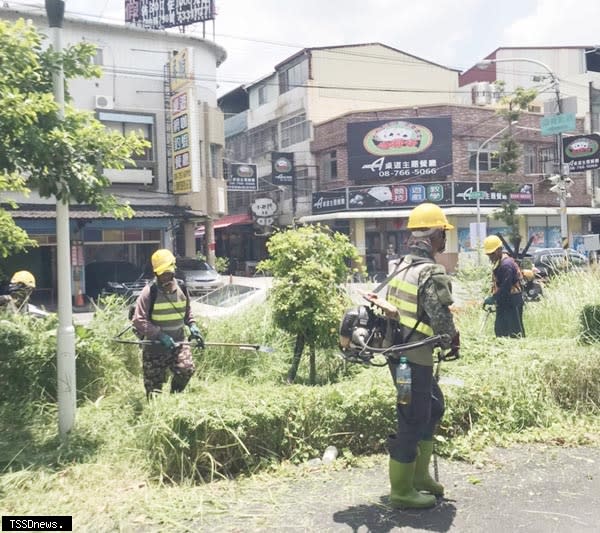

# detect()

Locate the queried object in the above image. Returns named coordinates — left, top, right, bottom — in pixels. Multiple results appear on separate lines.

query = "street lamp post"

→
left=477, top=57, right=569, bottom=249
left=475, top=121, right=517, bottom=264
left=45, top=0, right=76, bottom=437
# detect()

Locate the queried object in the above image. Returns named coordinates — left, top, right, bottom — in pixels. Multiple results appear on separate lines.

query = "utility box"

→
left=582, top=234, right=600, bottom=251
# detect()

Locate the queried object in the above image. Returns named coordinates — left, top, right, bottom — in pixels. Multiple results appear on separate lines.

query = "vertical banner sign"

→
left=347, top=117, right=453, bottom=182
left=168, top=48, right=200, bottom=195
left=563, top=134, right=600, bottom=172
left=171, top=88, right=193, bottom=194
left=228, top=164, right=258, bottom=191
left=271, top=152, right=295, bottom=186
left=170, top=47, right=193, bottom=93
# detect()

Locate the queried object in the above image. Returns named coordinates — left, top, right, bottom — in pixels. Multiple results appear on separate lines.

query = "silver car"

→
left=175, top=258, right=224, bottom=296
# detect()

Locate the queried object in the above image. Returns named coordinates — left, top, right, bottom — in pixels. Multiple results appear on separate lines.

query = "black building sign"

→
left=347, top=117, right=453, bottom=182
left=125, top=0, right=215, bottom=29
left=228, top=164, right=258, bottom=191
left=453, top=182, right=534, bottom=206
left=312, top=191, right=347, bottom=214
left=563, top=134, right=600, bottom=172
left=271, top=152, right=295, bottom=186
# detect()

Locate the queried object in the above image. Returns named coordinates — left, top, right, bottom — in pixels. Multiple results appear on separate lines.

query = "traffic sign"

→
left=468, top=191, right=487, bottom=200
left=540, top=113, right=576, bottom=136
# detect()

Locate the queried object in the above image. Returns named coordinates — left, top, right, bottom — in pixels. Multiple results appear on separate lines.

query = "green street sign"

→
left=540, top=113, right=576, bottom=136
left=468, top=191, right=487, bottom=200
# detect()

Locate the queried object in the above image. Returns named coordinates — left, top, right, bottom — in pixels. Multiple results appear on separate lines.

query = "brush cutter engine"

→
left=339, top=305, right=389, bottom=363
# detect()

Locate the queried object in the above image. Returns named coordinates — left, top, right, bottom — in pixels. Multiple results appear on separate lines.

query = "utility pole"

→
left=477, top=57, right=570, bottom=248
left=46, top=0, right=76, bottom=437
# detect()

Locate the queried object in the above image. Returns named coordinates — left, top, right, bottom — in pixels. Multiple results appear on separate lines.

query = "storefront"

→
left=4, top=206, right=183, bottom=303
left=300, top=205, right=599, bottom=275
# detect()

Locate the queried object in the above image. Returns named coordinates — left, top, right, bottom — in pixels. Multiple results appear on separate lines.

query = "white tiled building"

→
left=0, top=7, right=226, bottom=299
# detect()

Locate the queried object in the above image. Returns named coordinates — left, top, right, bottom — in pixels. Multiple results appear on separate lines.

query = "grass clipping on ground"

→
left=1, top=270, right=600, bottom=528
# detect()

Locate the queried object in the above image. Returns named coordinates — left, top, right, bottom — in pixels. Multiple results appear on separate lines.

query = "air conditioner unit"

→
left=95, top=94, right=113, bottom=109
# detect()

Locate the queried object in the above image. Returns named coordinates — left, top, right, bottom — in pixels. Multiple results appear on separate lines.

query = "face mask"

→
left=157, top=272, right=174, bottom=287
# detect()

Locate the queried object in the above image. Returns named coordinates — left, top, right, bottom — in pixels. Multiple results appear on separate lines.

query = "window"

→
left=99, top=111, right=154, bottom=162
left=92, top=47, right=103, bottom=66
left=524, top=145, right=537, bottom=174
left=321, top=150, right=338, bottom=180
left=468, top=141, right=500, bottom=172
left=247, top=123, right=278, bottom=157
left=279, top=59, right=308, bottom=94
left=280, top=113, right=310, bottom=148
left=210, top=144, right=222, bottom=178
left=257, top=84, right=267, bottom=106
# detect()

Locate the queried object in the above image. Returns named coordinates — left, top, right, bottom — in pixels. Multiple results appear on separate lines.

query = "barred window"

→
left=247, top=124, right=278, bottom=157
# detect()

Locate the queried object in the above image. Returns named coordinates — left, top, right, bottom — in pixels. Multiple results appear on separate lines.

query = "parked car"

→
left=85, top=261, right=149, bottom=300
left=175, top=257, right=224, bottom=296
left=529, top=248, right=588, bottom=278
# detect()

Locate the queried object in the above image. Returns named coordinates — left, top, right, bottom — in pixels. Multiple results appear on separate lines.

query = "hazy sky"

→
left=9, top=0, right=600, bottom=95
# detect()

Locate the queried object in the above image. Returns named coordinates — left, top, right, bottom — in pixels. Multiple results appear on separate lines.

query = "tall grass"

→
left=1, top=269, right=599, bottom=501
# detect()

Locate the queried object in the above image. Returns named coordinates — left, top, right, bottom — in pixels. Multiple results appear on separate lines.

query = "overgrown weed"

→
left=1, top=270, right=600, bottom=521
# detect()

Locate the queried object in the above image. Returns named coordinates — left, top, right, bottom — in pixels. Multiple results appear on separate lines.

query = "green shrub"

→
left=0, top=297, right=141, bottom=404
left=579, top=304, right=600, bottom=344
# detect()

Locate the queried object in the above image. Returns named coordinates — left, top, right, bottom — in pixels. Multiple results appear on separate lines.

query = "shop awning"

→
left=195, top=213, right=252, bottom=236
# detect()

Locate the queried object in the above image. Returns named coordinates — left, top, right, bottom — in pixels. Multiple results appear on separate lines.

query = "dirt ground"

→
left=184, top=445, right=600, bottom=533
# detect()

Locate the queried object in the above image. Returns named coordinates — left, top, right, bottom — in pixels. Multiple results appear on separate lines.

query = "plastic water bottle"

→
left=322, top=445, right=338, bottom=464
left=395, top=356, right=412, bottom=405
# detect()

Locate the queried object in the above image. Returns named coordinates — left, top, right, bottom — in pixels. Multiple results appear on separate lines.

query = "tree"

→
left=258, top=224, right=361, bottom=384
left=0, top=18, right=148, bottom=257
left=492, top=84, right=538, bottom=252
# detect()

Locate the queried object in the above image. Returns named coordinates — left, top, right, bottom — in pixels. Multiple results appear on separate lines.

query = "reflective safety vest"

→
left=387, top=256, right=435, bottom=340
left=150, top=283, right=188, bottom=341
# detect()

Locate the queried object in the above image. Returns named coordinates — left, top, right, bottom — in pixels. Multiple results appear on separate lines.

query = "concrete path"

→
left=190, top=445, right=600, bottom=533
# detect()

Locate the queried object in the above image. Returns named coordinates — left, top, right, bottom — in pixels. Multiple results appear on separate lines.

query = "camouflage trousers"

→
left=142, top=344, right=195, bottom=396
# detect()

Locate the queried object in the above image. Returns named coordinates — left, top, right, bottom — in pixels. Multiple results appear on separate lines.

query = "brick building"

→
left=302, top=104, right=597, bottom=274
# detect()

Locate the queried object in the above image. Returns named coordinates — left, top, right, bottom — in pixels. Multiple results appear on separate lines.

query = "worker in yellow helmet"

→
left=131, top=249, right=204, bottom=397
left=0, top=270, right=36, bottom=313
left=382, top=202, right=459, bottom=509
left=482, top=235, right=525, bottom=338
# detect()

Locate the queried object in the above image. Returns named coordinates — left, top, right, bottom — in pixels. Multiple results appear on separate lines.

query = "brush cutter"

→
left=112, top=323, right=273, bottom=353
left=113, top=337, right=273, bottom=353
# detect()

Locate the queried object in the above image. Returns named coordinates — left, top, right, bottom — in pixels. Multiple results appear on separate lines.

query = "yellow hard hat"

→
left=407, top=202, right=454, bottom=230
left=151, top=249, right=176, bottom=275
left=10, top=270, right=36, bottom=288
left=483, top=235, right=503, bottom=255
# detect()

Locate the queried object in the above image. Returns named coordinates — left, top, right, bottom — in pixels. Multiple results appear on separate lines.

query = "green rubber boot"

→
left=414, top=440, right=444, bottom=496
left=389, top=458, right=436, bottom=509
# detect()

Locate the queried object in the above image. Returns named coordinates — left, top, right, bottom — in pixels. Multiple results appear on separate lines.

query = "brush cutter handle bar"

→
left=112, top=338, right=269, bottom=352
left=356, top=334, right=450, bottom=358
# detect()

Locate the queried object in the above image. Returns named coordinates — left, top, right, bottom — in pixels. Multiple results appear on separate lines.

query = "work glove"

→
left=188, top=324, right=205, bottom=349
left=445, top=331, right=460, bottom=360
left=483, top=295, right=495, bottom=307
left=158, top=333, right=177, bottom=351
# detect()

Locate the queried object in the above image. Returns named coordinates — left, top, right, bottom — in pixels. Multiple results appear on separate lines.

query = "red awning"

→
left=195, top=213, right=252, bottom=236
